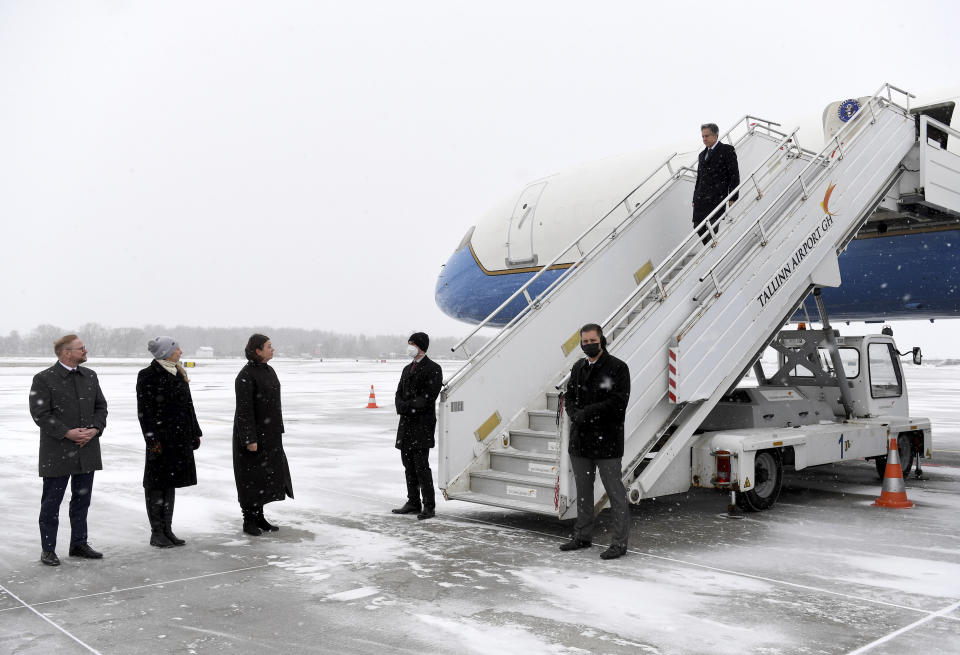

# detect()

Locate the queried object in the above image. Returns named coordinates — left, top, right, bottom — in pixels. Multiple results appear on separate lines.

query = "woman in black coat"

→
left=233, top=334, right=293, bottom=536
left=136, top=337, right=202, bottom=548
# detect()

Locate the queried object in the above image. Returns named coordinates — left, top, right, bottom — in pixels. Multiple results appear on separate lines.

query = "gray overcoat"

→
left=29, top=363, right=108, bottom=477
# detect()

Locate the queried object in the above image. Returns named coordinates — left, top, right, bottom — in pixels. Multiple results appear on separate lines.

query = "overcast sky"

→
left=2, top=1, right=959, bottom=352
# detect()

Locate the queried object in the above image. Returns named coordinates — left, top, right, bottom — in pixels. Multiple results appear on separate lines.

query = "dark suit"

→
left=29, top=363, right=108, bottom=551
left=395, top=356, right=443, bottom=509
left=693, top=141, right=740, bottom=240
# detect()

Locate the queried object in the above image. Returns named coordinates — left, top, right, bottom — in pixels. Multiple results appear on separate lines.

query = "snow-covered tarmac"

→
left=2, top=358, right=959, bottom=654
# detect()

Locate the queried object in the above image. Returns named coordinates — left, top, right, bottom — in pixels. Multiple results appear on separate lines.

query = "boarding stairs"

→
left=439, top=84, right=921, bottom=517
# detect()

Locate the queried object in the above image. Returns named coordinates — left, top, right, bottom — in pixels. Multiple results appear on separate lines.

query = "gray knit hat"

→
left=148, top=336, right=178, bottom=360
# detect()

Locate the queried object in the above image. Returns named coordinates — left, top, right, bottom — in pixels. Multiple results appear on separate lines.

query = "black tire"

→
left=874, top=433, right=914, bottom=480
left=736, top=449, right=783, bottom=512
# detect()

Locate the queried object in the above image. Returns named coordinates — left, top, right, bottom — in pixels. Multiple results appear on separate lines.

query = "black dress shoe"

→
left=416, top=508, right=435, bottom=520
left=600, top=544, right=627, bottom=560
left=68, top=542, right=103, bottom=559
left=391, top=502, right=422, bottom=515
left=40, top=550, right=60, bottom=566
left=558, top=538, right=592, bottom=552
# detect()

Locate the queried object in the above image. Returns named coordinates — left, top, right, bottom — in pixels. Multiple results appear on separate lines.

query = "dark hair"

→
left=700, top=123, right=719, bottom=136
left=579, top=323, right=607, bottom=349
left=245, top=333, right=270, bottom=362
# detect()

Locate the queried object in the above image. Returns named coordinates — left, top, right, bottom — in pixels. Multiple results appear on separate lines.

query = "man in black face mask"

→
left=559, top=323, right=631, bottom=559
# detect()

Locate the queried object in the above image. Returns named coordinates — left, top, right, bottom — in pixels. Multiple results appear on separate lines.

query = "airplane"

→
left=435, top=90, right=960, bottom=329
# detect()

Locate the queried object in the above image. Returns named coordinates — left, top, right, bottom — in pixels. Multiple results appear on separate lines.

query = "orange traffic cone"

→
left=366, top=385, right=378, bottom=409
left=873, top=436, right=914, bottom=509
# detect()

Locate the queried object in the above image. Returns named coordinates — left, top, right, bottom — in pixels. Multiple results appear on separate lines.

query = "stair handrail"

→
left=550, top=126, right=807, bottom=393
left=444, top=116, right=785, bottom=388
left=603, top=128, right=807, bottom=336
left=683, top=84, right=915, bottom=335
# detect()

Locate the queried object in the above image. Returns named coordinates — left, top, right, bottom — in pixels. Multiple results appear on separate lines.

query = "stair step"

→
left=527, top=409, right=557, bottom=432
left=490, top=449, right=559, bottom=478
left=447, top=490, right=557, bottom=516
left=546, top=391, right=560, bottom=411
left=469, top=469, right=557, bottom=506
left=508, top=428, right=560, bottom=454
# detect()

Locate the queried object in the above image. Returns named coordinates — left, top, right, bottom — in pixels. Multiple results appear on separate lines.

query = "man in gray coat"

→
left=29, top=334, right=108, bottom=566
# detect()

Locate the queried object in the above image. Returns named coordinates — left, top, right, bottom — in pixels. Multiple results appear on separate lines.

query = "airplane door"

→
left=505, top=181, right=547, bottom=267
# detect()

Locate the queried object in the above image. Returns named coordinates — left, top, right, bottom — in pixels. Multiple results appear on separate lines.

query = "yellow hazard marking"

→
left=744, top=477, right=751, bottom=488
left=474, top=411, right=502, bottom=442
left=634, top=260, right=653, bottom=285
left=561, top=330, right=581, bottom=356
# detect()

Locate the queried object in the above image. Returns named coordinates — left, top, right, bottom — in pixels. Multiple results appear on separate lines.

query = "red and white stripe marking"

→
left=668, top=347, right=678, bottom=404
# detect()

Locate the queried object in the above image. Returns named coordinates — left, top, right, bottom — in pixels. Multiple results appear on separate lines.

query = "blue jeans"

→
left=39, top=472, right=95, bottom=551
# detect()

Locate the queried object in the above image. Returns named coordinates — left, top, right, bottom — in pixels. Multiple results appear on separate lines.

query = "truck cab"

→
left=689, top=328, right=932, bottom=511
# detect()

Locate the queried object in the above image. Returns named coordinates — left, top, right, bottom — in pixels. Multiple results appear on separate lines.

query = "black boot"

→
left=242, top=508, right=262, bottom=536
left=255, top=507, right=279, bottom=532
left=146, top=489, right=174, bottom=548
left=391, top=501, right=421, bottom=515
left=163, top=489, right=185, bottom=546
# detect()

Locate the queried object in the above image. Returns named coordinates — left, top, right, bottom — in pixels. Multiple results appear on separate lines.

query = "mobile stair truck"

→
left=438, top=83, right=959, bottom=518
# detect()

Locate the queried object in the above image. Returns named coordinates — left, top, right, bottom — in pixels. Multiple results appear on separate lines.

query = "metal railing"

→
left=676, top=83, right=914, bottom=341
left=597, top=127, right=809, bottom=350
left=443, top=115, right=786, bottom=388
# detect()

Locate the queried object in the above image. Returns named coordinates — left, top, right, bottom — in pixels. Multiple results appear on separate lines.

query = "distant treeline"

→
left=0, top=324, right=468, bottom=360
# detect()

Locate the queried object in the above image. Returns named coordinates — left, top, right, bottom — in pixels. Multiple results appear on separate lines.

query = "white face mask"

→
left=406, top=344, right=420, bottom=359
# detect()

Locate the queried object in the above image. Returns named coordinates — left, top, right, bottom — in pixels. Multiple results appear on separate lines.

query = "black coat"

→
left=29, top=363, right=108, bottom=477
left=136, top=360, right=202, bottom=489
left=233, top=361, right=293, bottom=507
left=566, top=350, right=630, bottom=459
left=693, top=141, right=740, bottom=223
left=395, top=356, right=443, bottom=450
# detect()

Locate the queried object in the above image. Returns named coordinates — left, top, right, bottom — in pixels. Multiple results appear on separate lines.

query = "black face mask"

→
left=581, top=342, right=601, bottom=358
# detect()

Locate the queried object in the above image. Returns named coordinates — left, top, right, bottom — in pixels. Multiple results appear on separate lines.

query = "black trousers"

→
left=693, top=201, right=725, bottom=244
left=39, top=471, right=95, bottom=551
left=400, top=448, right=435, bottom=509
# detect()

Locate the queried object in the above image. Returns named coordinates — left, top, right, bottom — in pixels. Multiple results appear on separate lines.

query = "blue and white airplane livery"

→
left=436, top=92, right=960, bottom=327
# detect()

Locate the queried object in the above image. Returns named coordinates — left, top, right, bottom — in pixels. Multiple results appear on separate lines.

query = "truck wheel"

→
left=874, top=434, right=913, bottom=480
left=737, top=449, right=783, bottom=512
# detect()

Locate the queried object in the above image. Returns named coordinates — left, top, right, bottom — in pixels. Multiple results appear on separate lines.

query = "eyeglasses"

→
left=66, top=346, right=88, bottom=352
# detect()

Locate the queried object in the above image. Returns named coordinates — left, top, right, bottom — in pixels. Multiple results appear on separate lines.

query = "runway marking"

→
left=844, top=598, right=960, bottom=654
left=314, top=484, right=960, bottom=622
left=0, top=564, right=271, bottom=613
left=0, top=582, right=103, bottom=654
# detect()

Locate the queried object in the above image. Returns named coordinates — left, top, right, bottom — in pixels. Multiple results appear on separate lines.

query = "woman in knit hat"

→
left=136, top=336, right=202, bottom=547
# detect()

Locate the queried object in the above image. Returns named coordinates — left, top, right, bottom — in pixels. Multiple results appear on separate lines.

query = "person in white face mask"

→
left=391, top=332, right=443, bottom=520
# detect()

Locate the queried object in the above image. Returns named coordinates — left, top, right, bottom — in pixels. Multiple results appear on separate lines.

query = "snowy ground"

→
left=1, top=358, right=959, bottom=655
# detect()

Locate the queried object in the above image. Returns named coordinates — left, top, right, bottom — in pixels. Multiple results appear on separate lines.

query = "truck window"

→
left=787, top=347, right=859, bottom=378
left=868, top=342, right=903, bottom=398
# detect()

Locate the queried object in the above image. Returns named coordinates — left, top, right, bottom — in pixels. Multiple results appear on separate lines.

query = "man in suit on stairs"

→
left=391, top=332, right=443, bottom=520
left=692, top=122, right=740, bottom=244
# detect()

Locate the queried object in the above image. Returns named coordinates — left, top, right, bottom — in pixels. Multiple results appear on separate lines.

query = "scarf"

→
left=158, top=358, right=190, bottom=383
